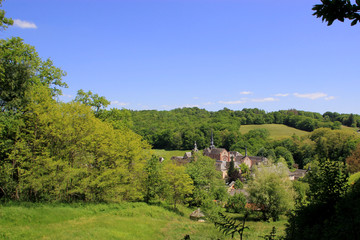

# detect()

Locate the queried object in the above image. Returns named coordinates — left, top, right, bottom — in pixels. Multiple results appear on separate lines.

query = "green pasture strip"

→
left=152, top=149, right=193, bottom=162
left=239, top=124, right=309, bottom=139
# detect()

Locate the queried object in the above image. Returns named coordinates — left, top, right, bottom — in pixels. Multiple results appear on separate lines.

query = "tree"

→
left=284, top=161, right=353, bottom=240
left=307, top=160, right=349, bottom=205
left=186, top=153, right=222, bottom=206
left=74, top=89, right=110, bottom=113
left=164, top=163, right=194, bottom=209
left=0, top=0, right=13, bottom=31
left=313, top=0, right=360, bottom=26
left=143, top=155, right=165, bottom=203
left=227, top=158, right=240, bottom=183
left=0, top=37, right=67, bottom=111
left=225, top=193, right=246, bottom=213
left=346, top=143, right=360, bottom=173
left=248, top=163, right=295, bottom=221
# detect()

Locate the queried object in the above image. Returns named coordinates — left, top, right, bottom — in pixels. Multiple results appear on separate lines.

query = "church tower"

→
left=210, top=130, right=215, bottom=149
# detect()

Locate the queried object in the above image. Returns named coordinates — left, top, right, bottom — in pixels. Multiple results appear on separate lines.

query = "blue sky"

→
left=2, top=0, right=360, bottom=114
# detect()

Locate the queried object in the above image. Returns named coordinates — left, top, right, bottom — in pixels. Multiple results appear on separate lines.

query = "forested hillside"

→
left=117, top=107, right=359, bottom=150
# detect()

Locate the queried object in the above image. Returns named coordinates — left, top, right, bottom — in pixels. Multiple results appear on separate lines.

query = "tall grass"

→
left=0, top=202, right=287, bottom=240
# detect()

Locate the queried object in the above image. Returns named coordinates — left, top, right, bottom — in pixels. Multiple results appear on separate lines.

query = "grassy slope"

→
left=0, top=202, right=287, bottom=240
left=151, top=149, right=193, bottom=162
left=239, top=124, right=309, bottom=140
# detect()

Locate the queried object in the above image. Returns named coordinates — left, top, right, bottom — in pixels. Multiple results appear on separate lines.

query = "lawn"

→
left=239, top=124, right=309, bottom=140
left=0, top=202, right=287, bottom=240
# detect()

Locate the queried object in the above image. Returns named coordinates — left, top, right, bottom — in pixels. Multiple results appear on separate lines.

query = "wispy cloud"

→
left=275, top=93, right=289, bottom=97
left=182, top=104, right=200, bottom=108
left=193, top=96, right=199, bottom=100
left=240, top=91, right=252, bottom=95
left=293, top=92, right=327, bottom=100
left=325, top=96, right=335, bottom=100
left=13, top=19, right=37, bottom=29
left=111, top=100, right=128, bottom=107
left=61, top=94, right=73, bottom=99
left=219, top=100, right=246, bottom=105
left=251, top=97, right=278, bottom=102
left=203, top=102, right=214, bottom=106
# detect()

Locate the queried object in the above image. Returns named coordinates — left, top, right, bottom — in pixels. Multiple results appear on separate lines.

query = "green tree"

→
left=74, top=89, right=110, bottom=113
left=227, top=158, right=240, bottom=183
left=186, top=153, right=221, bottom=206
left=285, top=161, right=353, bottom=240
left=307, top=160, right=349, bottom=205
left=143, top=155, right=165, bottom=203
left=225, top=193, right=246, bottom=213
left=0, top=0, right=13, bottom=31
left=164, top=163, right=194, bottom=209
left=313, top=0, right=360, bottom=26
left=0, top=37, right=67, bottom=111
left=248, top=163, right=295, bottom=221
left=346, top=142, right=360, bottom=173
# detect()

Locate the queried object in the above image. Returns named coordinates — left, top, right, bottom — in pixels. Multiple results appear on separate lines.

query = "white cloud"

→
left=251, top=97, right=278, bottom=102
left=203, top=102, right=214, bottom=106
left=61, top=94, right=73, bottom=99
left=182, top=104, right=200, bottom=108
left=293, top=92, right=327, bottom=100
left=274, top=93, right=289, bottom=97
left=13, top=19, right=37, bottom=29
left=111, top=100, right=128, bottom=107
left=219, top=100, right=246, bottom=104
left=325, top=96, right=335, bottom=100
left=240, top=91, right=252, bottom=95
left=192, top=96, right=199, bottom=100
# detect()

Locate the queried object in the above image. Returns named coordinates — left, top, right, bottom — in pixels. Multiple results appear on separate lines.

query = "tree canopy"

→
left=313, top=0, right=360, bottom=26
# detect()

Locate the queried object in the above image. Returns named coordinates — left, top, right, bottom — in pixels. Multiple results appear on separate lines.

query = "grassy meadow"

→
left=239, top=124, right=309, bottom=140
left=0, top=202, right=287, bottom=240
left=151, top=149, right=194, bottom=162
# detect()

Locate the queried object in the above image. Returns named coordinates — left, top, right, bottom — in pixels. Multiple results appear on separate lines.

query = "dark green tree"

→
left=313, top=0, right=360, bottom=26
left=227, top=158, right=240, bottom=183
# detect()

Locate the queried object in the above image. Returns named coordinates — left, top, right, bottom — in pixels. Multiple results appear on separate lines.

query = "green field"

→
left=151, top=149, right=193, bottom=162
left=239, top=124, right=309, bottom=140
left=0, top=202, right=287, bottom=240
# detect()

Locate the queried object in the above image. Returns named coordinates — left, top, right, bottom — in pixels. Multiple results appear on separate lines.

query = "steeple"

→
left=210, top=130, right=215, bottom=149
left=194, top=141, right=198, bottom=152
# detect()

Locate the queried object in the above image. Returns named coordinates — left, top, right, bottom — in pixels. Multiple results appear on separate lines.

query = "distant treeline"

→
left=96, top=107, right=360, bottom=150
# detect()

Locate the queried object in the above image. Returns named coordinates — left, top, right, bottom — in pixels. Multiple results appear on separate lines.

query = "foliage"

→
left=0, top=0, right=13, bottom=31
left=185, top=153, right=222, bottom=207
left=0, top=37, right=67, bottom=111
left=248, top=163, right=295, bottom=221
left=292, top=180, right=310, bottom=207
left=260, top=227, right=283, bottom=240
left=163, top=163, right=194, bottom=209
left=74, top=89, right=110, bottom=113
left=234, top=179, right=243, bottom=189
left=284, top=161, right=357, bottom=240
left=313, top=0, right=360, bottom=26
left=143, top=155, right=165, bottom=203
left=214, top=212, right=249, bottom=240
left=346, top=142, right=360, bottom=173
left=309, top=128, right=359, bottom=162
left=225, top=193, right=247, bottom=213
left=227, top=159, right=241, bottom=183
left=307, top=160, right=349, bottom=205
